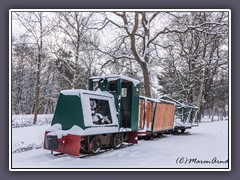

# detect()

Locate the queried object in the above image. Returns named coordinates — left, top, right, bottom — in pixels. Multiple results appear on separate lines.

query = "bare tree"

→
left=158, top=12, right=229, bottom=121
left=54, top=12, right=94, bottom=89
left=14, top=12, right=56, bottom=124
left=92, top=12, right=164, bottom=97
left=12, top=36, right=36, bottom=114
left=94, top=12, right=218, bottom=97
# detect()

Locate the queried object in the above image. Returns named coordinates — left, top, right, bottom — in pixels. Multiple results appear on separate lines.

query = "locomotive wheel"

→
left=181, top=129, right=186, bottom=133
left=111, top=133, right=123, bottom=149
left=89, top=136, right=101, bottom=154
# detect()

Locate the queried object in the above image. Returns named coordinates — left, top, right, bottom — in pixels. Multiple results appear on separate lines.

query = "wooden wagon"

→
left=138, top=96, right=175, bottom=139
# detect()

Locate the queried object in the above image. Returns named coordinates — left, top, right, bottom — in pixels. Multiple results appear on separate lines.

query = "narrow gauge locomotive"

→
left=44, top=75, right=197, bottom=156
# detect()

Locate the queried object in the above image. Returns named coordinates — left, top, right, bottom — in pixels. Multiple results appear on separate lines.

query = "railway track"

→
left=53, top=143, right=134, bottom=158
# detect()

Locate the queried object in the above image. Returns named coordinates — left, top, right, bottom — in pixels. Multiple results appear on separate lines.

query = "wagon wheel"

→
left=89, top=136, right=101, bottom=154
left=111, top=133, right=123, bottom=149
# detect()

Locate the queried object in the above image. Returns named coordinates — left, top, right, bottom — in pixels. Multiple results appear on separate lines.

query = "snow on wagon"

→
left=44, top=75, right=177, bottom=156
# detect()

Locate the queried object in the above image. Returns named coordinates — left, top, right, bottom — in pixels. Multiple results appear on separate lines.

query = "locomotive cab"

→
left=88, top=75, right=140, bottom=131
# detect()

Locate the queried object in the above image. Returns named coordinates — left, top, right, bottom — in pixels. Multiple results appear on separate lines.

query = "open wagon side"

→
left=138, top=96, right=175, bottom=139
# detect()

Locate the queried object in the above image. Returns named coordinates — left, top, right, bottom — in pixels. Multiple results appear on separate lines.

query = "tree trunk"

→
left=129, top=16, right=152, bottom=98
left=33, top=53, right=41, bottom=125
left=140, top=63, right=151, bottom=98
left=72, top=48, right=79, bottom=89
left=196, top=65, right=206, bottom=123
left=33, top=15, right=43, bottom=125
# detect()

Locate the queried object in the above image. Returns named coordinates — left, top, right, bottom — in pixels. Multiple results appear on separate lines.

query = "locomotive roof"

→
left=89, top=75, right=140, bottom=86
left=60, top=89, right=114, bottom=98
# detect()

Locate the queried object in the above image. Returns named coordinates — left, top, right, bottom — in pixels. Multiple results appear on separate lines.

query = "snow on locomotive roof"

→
left=89, top=75, right=140, bottom=86
left=60, top=89, right=113, bottom=98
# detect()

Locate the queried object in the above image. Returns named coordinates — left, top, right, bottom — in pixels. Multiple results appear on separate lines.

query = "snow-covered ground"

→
left=11, top=117, right=229, bottom=169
